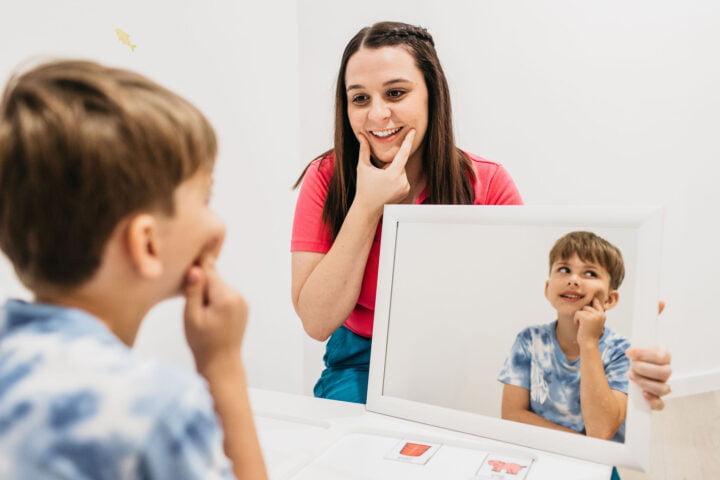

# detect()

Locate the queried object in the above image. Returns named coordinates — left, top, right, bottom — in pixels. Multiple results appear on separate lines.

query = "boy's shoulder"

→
left=599, top=326, right=632, bottom=353
left=0, top=300, right=229, bottom=479
left=514, top=322, right=555, bottom=341
left=0, top=298, right=198, bottom=392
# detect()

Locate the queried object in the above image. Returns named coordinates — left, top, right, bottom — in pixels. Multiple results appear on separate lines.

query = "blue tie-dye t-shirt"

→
left=497, top=321, right=630, bottom=443
left=0, top=299, right=235, bottom=479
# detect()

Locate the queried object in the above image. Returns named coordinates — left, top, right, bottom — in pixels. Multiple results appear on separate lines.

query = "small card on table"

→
left=384, top=439, right=442, bottom=465
left=473, top=453, right=534, bottom=479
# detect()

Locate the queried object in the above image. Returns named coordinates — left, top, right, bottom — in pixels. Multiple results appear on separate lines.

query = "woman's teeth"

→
left=372, top=127, right=402, bottom=138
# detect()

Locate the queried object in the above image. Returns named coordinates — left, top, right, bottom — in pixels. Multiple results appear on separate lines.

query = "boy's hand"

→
left=183, top=253, right=248, bottom=373
left=575, top=297, right=606, bottom=347
left=184, top=253, right=268, bottom=480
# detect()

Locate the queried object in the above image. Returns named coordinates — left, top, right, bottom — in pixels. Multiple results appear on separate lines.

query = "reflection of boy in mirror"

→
left=498, top=231, right=629, bottom=443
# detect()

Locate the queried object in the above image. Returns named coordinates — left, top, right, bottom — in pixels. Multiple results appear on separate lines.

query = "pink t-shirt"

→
left=291, top=152, right=523, bottom=338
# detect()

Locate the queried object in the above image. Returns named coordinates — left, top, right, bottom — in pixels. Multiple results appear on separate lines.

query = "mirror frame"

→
left=367, top=205, right=663, bottom=471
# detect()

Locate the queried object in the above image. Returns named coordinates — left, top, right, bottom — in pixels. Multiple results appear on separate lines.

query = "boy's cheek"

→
left=197, top=234, right=224, bottom=263
left=205, top=216, right=226, bottom=258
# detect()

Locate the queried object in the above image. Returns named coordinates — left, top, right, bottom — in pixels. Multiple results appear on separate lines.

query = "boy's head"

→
left=545, top=231, right=625, bottom=313
left=0, top=59, right=221, bottom=294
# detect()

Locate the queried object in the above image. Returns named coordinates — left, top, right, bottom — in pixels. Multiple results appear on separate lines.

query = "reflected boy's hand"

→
left=183, top=252, right=248, bottom=373
left=575, top=297, right=606, bottom=346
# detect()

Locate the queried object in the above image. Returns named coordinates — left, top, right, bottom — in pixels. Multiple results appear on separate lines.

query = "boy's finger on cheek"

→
left=594, top=297, right=605, bottom=311
left=184, top=266, right=203, bottom=291
left=190, top=250, right=212, bottom=275
left=203, top=261, right=232, bottom=305
left=198, top=252, right=220, bottom=283
left=183, top=267, right=207, bottom=320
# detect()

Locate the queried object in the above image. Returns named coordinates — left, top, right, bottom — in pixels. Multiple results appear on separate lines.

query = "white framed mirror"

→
left=367, top=205, right=663, bottom=471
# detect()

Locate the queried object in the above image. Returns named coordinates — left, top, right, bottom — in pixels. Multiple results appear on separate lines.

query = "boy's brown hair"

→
left=548, top=231, right=625, bottom=290
left=0, top=59, right=217, bottom=290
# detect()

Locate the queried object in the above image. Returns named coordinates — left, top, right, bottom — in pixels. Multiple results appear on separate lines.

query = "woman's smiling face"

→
left=345, top=45, right=428, bottom=167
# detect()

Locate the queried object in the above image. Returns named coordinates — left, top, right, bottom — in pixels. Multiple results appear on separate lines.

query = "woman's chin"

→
left=370, top=150, right=397, bottom=167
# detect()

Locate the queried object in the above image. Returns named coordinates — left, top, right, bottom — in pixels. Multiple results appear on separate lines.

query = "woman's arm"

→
left=501, top=384, right=580, bottom=434
left=292, top=204, right=381, bottom=341
left=292, top=132, right=416, bottom=341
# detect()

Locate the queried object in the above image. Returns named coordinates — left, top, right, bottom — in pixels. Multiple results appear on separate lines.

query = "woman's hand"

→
left=292, top=132, right=417, bottom=341
left=354, top=130, right=415, bottom=216
left=626, top=346, right=672, bottom=410
left=626, top=301, right=672, bottom=410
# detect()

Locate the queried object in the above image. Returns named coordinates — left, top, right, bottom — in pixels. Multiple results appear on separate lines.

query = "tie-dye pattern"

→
left=0, top=299, right=234, bottom=479
left=498, top=320, right=630, bottom=443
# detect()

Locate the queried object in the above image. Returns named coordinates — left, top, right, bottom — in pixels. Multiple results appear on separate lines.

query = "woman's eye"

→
left=387, top=89, right=405, bottom=99
left=351, top=94, right=369, bottom=105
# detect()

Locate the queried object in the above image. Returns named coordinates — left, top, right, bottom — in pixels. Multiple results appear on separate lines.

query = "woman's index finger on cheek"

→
left=389, top=129, right=416, bottom=173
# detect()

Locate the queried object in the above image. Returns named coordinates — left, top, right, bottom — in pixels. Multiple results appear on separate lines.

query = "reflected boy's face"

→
left=156, top=167, right=225, bottom=296
left=545, top=254, right=618, bottom=317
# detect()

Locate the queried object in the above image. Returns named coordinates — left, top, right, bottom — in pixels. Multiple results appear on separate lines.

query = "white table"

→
left=250, top=388, right=612, bottom=480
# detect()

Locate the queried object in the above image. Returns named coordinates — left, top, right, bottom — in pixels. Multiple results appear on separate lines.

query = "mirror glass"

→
left=367, top=205, right=662, bottom=470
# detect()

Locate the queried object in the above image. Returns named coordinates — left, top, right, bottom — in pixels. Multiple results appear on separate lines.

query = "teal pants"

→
left=313, top=326, right=371, bottom=404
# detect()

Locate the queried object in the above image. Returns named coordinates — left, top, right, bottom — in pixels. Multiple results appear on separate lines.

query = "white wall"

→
left=297, top=0, right=720, bottom=397
left=1, top=1, right=718, bottom=399
left=0, top=0, right=304, bottom=394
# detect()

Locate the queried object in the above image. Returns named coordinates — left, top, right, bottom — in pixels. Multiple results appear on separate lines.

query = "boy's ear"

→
left=603, top=290, right=620, bottom=311
left=544, top=280, right=550, bottom=299
left=126, top=213, right=164, bottom=279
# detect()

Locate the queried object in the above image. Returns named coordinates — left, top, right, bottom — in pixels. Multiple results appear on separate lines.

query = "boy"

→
left=0, top=60, right=266, bottom=479
left=498, top=231, right=630, bottom=442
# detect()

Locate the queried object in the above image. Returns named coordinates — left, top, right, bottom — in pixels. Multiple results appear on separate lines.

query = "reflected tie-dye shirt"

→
left=497, top=321, right=630, bottom=443
left=0, top=299, right=234, bottom=479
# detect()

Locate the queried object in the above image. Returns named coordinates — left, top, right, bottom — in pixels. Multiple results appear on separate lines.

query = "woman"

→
left=291, top=22, right=672, bottom=407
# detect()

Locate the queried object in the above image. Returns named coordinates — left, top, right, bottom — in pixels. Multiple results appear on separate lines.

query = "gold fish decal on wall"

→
left=115, top=28, right=137, bottom=51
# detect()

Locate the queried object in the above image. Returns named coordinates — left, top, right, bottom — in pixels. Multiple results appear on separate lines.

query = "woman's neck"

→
left=403, top=150, right=427, bottom=203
